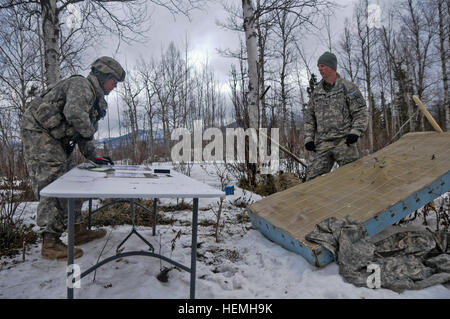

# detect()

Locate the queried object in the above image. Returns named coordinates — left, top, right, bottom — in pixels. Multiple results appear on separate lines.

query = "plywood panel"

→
left=249, top=132, right=450, bottom=247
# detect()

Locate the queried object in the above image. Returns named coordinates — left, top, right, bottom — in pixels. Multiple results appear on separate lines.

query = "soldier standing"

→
left=303, top=51, right=368, bottom=181
left=21, top=56, right=126, bottom=260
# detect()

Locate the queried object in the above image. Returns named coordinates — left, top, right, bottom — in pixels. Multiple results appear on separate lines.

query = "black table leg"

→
left=190, top=198, right=199, bottom=299
left=88, top=199, right=92, bottom=230
left=66, top=196, right=201, bottom=299
left=153, top=199, right=157, bottom=236
left=67, top=198, right=74, bottom=299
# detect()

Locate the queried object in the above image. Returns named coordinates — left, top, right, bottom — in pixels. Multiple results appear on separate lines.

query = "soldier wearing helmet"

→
left=20, top=56, right=126, bottom=260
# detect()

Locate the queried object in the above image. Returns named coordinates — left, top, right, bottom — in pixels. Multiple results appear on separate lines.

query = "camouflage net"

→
left=306, top=217, right=450, bottom=292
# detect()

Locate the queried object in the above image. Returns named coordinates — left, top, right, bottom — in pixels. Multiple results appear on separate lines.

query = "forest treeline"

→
left=0, top=0, right=448, bottom=182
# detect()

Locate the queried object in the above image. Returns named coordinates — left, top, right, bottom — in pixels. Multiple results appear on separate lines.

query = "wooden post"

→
left=259, top=129, right=307, bottom=168
left=412, top=95, right=444, bottom=133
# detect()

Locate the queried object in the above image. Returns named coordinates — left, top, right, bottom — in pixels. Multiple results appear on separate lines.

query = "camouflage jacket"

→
left=21, top=74, right=107, bottom=159
left=304, top=75, right=368, bottom=145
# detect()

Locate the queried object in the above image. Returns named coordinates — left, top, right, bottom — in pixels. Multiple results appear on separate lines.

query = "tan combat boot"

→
left=41, top=233, right=83, bottom=261
left=74, top=223, right=107, bottom=246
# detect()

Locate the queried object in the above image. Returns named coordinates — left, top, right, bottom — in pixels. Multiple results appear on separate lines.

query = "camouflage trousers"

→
left=21, top=128, right=83, bottom=237
left=306, top=138, right=360, bottom=181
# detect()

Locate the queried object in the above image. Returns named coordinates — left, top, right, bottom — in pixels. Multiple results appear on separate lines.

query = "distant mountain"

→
left=96, top=129, right=164, bottom=148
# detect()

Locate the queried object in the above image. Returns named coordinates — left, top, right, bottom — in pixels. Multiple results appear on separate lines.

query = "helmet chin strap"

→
left=98, top=76, right=112, bottom=95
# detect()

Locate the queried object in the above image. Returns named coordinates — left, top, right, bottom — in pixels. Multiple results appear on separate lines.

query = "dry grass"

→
left=239, top=172, right=303, bottom=197
left=83, top=199, right=194, bottom=228
left=0, top=220, right=38, bottom=258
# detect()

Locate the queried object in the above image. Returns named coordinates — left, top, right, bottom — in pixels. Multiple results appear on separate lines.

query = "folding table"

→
left=39, top=165, right=225, bottom=299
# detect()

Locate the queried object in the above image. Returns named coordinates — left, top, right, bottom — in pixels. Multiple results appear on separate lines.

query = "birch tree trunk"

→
left=256, top=0, right=269, bottom=129
left=242, top=0, right=259, bottom=130
left=36, top=12, right=45, bottom=90
left=40, top=0, right=61, bottom=86
left=277, top=10, right=289, bottom=146
left=242, top=0, right=260, bottom=185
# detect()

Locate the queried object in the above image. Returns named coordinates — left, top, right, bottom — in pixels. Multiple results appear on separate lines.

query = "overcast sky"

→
left=87, top=0, right=366, bottom=139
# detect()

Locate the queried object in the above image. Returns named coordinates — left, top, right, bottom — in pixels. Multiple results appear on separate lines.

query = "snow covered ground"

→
left=0, top=163, right=449, bottom=299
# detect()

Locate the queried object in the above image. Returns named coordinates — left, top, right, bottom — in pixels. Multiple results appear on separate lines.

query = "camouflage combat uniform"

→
left=20, top=73, right=108, bottom=236
left=304, top=75, right=368, bottom=180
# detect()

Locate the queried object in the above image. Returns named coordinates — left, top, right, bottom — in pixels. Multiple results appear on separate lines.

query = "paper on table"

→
left=107, top=171, right=158, bottom=178
left=89, top=167, right=115, bottom=173
left=113, top=165, right=151, bottom=171
left=78, top=162, right=115, bottom=172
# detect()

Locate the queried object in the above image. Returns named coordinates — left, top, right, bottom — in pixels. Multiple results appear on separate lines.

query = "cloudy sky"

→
left=85, top=0, right=368, bottom=139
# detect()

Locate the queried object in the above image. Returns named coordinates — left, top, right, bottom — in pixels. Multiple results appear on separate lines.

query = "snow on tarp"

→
left=248, top=132, right=450, bottom=267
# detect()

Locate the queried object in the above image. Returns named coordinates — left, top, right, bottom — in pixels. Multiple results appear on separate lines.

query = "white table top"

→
left=40, top=165, right=225, bottom=199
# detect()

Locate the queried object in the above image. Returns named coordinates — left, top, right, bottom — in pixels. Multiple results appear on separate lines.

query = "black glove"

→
left=64, top=140, right=76, bottom=155
left=96, top=108, right=106, bottom=123
left=345, top=134, right=359, bottom=146
left=305, top=141, right=316, bottom=152
left=92, top=156, right=114, bottom=166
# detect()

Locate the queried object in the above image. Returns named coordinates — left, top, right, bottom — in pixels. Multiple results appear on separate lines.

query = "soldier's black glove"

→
left=346, top=134, right=359, bottom=146
left=92, top=156, right=114, bottom=166
left=305, top=141, right=316, bottom=152
left=96, top=108, right=106, bottom=123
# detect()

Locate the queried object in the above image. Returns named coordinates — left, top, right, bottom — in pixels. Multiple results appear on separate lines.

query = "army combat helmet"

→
left=91, top=56, right=126, bottom=82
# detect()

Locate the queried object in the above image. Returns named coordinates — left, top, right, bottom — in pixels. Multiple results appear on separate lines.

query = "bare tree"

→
left=201, top=162, right=230, bottom=242
left=0, top=0, right=203, bottom=86
left=375, top=46, right=391, bottom=139
left=181, top=35, right=192, bottom=127
left=256, top=0, right=272, bottom=128
left=401, top=0, right=435, bottom=100
left=355, top=0, right=376, bottom=152
left=436, top=0, right=449, bottom=131
left=381, top=24, right=415, bottom=138
left=338, top=18, right=360, bottom=83
left=322, top=13, right=332, bottom=51
left=229, top=63, right=245, bottom=128
left=399, top=0, right=436, bottom=131
left=150, top=57, right=170, bottom=155
left=118, top=67, right=144, bottom=163
left=138, top=58, right=158, bottom=159
left=0, top=5, right=40, bottom=115
left=163, top=42, right=185, bottom=131
left=270, top=7, right=304, bottom=145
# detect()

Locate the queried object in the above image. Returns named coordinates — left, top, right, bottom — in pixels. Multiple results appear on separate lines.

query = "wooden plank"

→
left=248, top=132, right=450, bottom=267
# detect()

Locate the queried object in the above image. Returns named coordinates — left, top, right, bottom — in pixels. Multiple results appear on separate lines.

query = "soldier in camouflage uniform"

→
left=20, top=56, right=125, bottom=260
left=304, top=52, right=368, bottom=181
